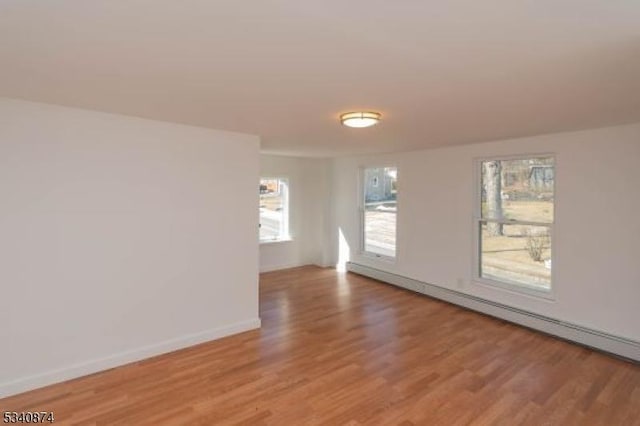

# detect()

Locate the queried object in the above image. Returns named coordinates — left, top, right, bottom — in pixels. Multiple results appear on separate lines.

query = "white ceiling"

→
left=1, top=1, right=639, bottom=157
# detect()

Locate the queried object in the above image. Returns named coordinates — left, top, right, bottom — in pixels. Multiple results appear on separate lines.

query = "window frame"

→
left=259, top=176, right=291, bottom=244
left=359, top=165, right=399, bottom=262
left=472, top=153, right=557, bottom=300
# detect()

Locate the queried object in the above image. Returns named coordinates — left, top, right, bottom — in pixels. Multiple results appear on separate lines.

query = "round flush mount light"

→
left=340, top=111, right=381, bottom=128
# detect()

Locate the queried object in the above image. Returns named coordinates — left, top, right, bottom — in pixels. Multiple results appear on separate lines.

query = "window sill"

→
left=259, top=237, right=293, bottom=245
left=473, top=276, right=555, bottom=301
left=360, top=251, right=397, bottom=264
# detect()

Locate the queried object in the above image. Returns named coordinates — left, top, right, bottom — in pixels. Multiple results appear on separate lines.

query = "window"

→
left=362, top=166, right=397, bottom=258
left=259, top=177, right=289, bottom=242
left=476, top=156, right=554, bottom=294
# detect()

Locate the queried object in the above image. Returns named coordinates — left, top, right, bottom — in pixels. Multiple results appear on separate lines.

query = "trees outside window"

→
left=478, top=156, right=554, bottom=294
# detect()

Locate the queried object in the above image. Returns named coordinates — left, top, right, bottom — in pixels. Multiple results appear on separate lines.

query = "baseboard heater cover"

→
left=346, top=262, right=640, bottom=362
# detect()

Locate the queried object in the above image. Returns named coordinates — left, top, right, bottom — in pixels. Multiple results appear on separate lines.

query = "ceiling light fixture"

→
left=340, top=111, right=381, bottom=128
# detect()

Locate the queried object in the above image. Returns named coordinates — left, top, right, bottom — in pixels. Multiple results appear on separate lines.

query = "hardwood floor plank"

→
left=1, top=266, right=638, bottom=425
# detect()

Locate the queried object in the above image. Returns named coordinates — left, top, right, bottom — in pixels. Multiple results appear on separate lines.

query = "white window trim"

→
left=259, top=176, right=291, bottom=243
left=472, top=153, right=557, bottom=300
left=358, top=165, right=399, bottom=262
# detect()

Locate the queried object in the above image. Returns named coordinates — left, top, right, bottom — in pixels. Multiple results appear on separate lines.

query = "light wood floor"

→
left=2, top=266, right=639, bottom=425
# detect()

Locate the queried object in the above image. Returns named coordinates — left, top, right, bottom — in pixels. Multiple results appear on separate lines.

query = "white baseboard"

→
left=260, top=262, right=332, bottom=273
left=347, top=262, right=640, bottom=362
left=0, top=318, right=261, bottom=399
left=260, top=262, right=305, bottom=273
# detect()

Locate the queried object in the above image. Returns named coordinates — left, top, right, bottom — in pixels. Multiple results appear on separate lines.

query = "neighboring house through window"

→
left=362, top=166, right=398, bottom=258
left=259, top=177, right=290, bottom=242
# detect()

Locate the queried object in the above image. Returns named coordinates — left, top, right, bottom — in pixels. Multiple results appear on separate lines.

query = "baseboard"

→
left=347, top=262, right=640, bottom=362
left=260, top=262, right=305, bottom=273
left=0, top=318, right=261, bottom=398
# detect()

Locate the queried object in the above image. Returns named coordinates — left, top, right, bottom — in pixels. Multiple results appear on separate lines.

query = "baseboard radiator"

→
left=346, top=262, right=640, bottom=362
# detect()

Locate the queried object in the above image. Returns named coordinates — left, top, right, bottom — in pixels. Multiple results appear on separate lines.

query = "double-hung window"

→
left=259, top=177, right=290, bottom=242
left=476, top=156, right=555, bottom=296
left=361, top=166, right=398, bottom=259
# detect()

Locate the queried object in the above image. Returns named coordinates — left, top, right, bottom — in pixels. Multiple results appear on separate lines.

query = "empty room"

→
left=1, top=1, right=639, bottom=425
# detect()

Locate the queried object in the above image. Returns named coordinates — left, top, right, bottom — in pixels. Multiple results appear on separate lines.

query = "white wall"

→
left=259, top=155, right=330, bottom=272
left=331, top=123, right=640, bottom=342
left=0, top=98, right=261, bottom=397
